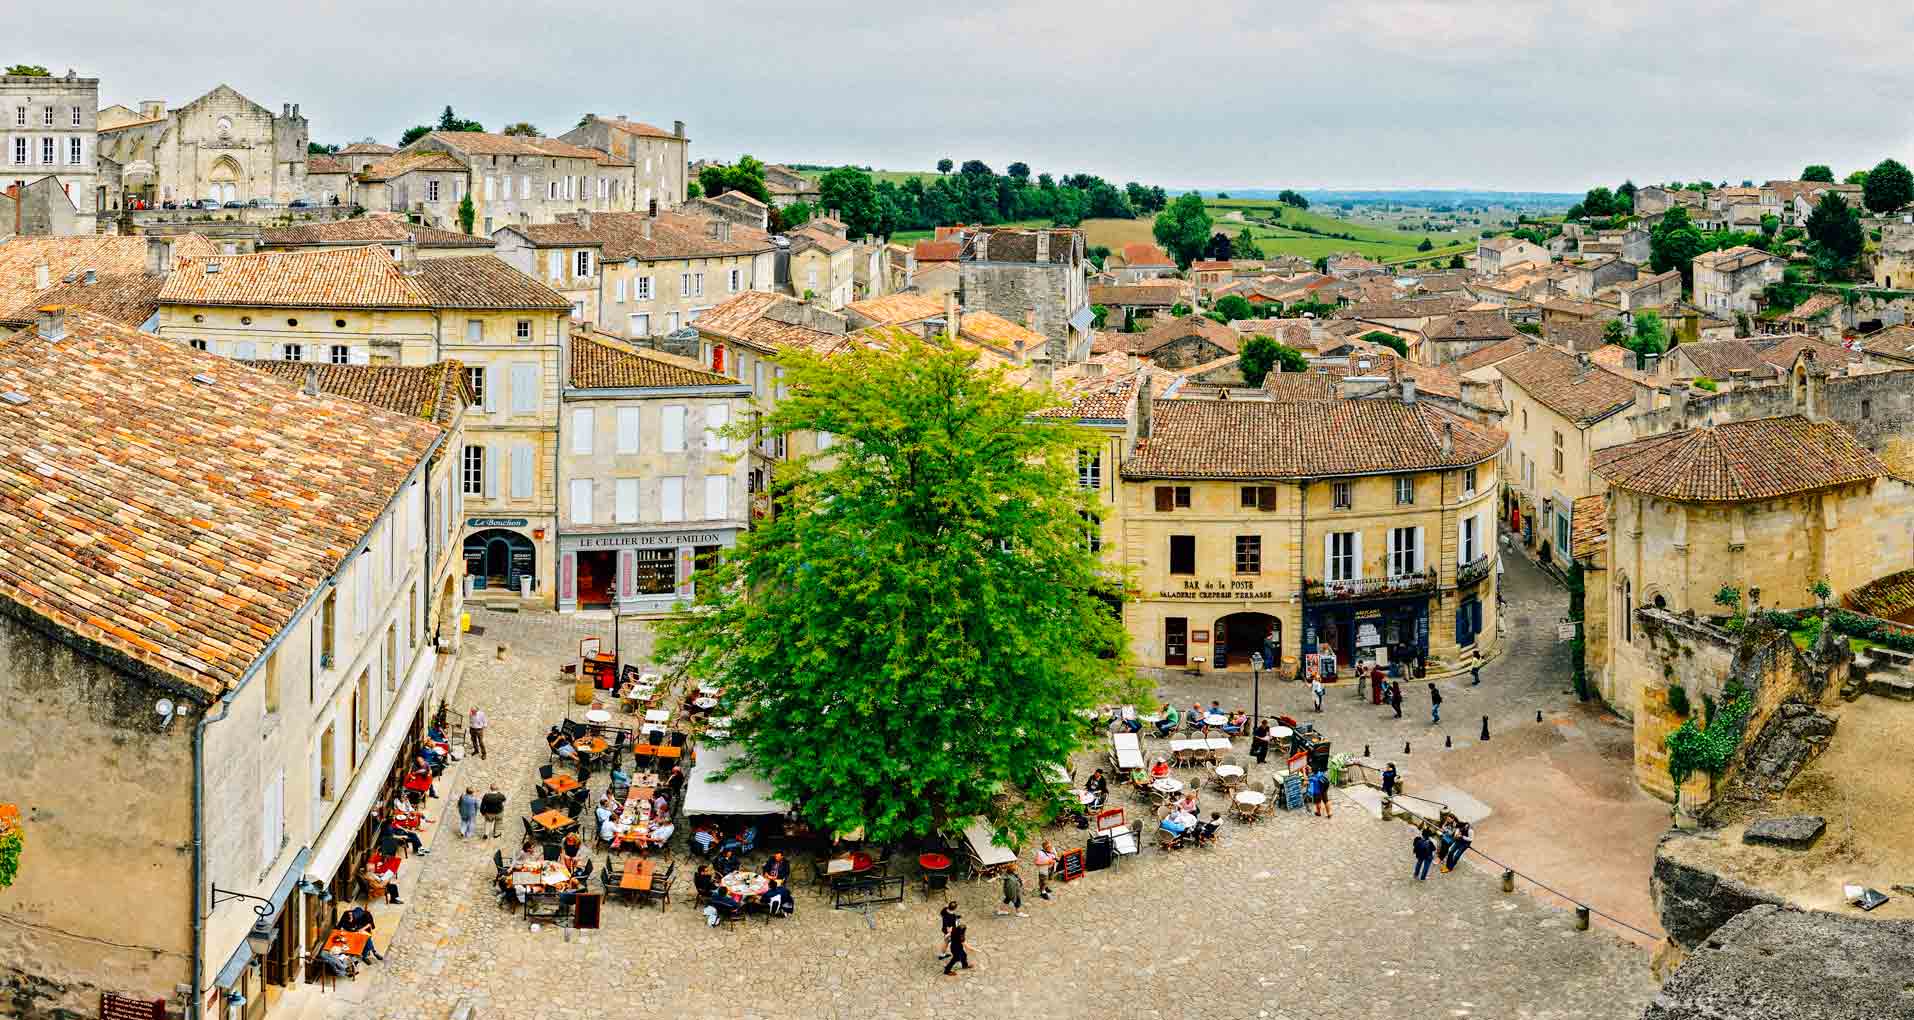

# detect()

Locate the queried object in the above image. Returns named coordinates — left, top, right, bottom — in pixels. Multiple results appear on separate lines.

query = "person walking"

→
left=942, top=922, right=972, bottom=975
left=1443, top=820, right=1473, bottom=872
left=1310, top=676, right=1326, bottom=712
left=1470, top=664, right=1482, bottom=687
left=937, top=901, right=959, bottom=959
left=1429, top=682, right=1442, bottom=724
left=1389, top=681, right=1403, bottom=719
left=478, top=785, right=507, bottom=838
left=1307, top=768, right=1331, bottom=818
left=456, top=787, right=479, bottom=839
left=467, top=707, right=488, bottom=760
left=1250, top=718, right=1271, bottom=765
left=996, top=864, right=1028, bottom=917
left=1381, top=762, right=1397, bottom=798
left=1412, top=829, right=1436, bottom=881
left=1034, top=840, right=1058, bottom=901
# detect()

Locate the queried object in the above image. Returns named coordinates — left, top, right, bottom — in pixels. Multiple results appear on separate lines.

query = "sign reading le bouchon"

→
left=467, top=518, right=529, bottom=528
left=1155, top=579, right=1276, bottom=600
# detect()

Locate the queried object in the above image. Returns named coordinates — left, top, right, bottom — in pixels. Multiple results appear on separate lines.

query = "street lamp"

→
left=210, top=886, right=277, bottom=957
left=1250, top=652, right=1263, bottom=733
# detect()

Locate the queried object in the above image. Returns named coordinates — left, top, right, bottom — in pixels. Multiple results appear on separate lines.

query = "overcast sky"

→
left=24, top=1, right=1914, bottom=193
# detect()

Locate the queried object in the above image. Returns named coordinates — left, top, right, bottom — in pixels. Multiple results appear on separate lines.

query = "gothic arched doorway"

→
left=206, top=155, right=241, bottom=205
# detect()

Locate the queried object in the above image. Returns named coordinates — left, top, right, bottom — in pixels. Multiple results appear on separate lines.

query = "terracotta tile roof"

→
left=338, top=142, right=397, bottom=156
left=507, top=223, right=604, bottom=247
left=1190, top=260, right=1233, bottom=272
left=1119, top=242, right=1174, bottom=267
left=556, top=211, right=773, bottom=262
left=1537, top=297, right=1612, bottom=319
left=1263, top=372, right=1339, bottom=401
left=1126, top=397, right=1503, bottom=479
left=1615, top=269, right=1681, bottom=293
left=418, top=131, right=603, bottom=160
left=1, top=235, right=217, bottom=315
left=956, top=310, right=1048, bottom=353
left=569, top=334, right=736, bottom=389
left=1343, top=295, right=1472, bottom=320
left=1587, top=342, right=1652, bottom=382
left=1592, top=416, right=1887, bottom=502
left=0, top=309, right=442, bottom=695
left=1862, top=324, right=1914, bottom=360
left=241, top=360, right=471, bottom=428
left=1089, top=283, right=1184, bottom=307
left=965, top=229, right=1081, bottom=264
left=1423, top=310, right=1520, bottom=343
left=259, top=216, right=491, bottom=249
left=1845, top=568, right=1914, bottom=619
left=0, top=271, right=164, bottom=329
left=307, top=154, right=349, bottom=175
left=1033, top=366, right=1142, bottom=422
left=600, top=118, right=679, bottom=140
left=1751, top=334, right=1866, bottom=372
left=790, top=226, right=852, bottom=254
left=845, top=292, right=945, bottom=326
left=1497, top=346, right=1638, bottom=426
left=695, top=291, right=849, bottom=356
left=1695, top=245, right=1781, bottom=274
left=160, top=246, right=568, bottom=310
left=1231, top=318, right=1315, bottom=348
left=1781, top=292, right=1842, bottom=321
left=358, top=151, right=469, bottom=181
left=1674, top=339, right=1774, bottom=380
left=1570, top=494, right=1607, bottom=562
left=1546, top=320, right=1614, bottom=354
left=1128, top=314, right=1241, bottom=358
left=707, top=190, right=767, bottom=209
left=913, top=239, right=962, bottom=262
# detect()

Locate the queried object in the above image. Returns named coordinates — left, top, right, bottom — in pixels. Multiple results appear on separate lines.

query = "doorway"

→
left=1214, top=612, right=1279, bottom=669
left=576, top=550, right=617, bottom=608
left=463, top=529, right=535, bottom=590
left=1165, top=617, right=1188, bottom=666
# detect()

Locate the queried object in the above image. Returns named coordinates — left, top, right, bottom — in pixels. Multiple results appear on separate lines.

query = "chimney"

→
left=647, top=198, right=658, bottom=218
left=1085, top=361, right=1105, bottom=378
left=576, top=208, right=591, bottom=231
left=1575, top=351, right=1592, bottom=380
left=1727, top=367, right=1751, bottom=390
left=975, top=233, right=989, bottom=261
left=1645, top=352, right=1662, bottom=377
left=1136, top=368, right=1154, bottom=438
left=1011, top=340, right=1025, bottom=365
left=12, top=178, right=22, bottom=236
left=1036, top=231, right=1051, bottom=262
left=146, top=237, right=173, bottom=277
left=303, top=365, right=320, bottom=396
left=673, top=120, right=685, bottom=139
left=291, top=103, right=299, bottom=119
left=1035, top=354, right=1054, bottom=386
left=33, top=260, right=48, bottom=290
left=641, top=219, right=652, bottom=241
left=399, top=233, right=419, bottom=274
left=1524, top=336, right=1538, bottom=352
left=945, top=291, right=960, bottom=339
left=1401, top=378, right=1417, bottom=403
left=1439, top=420, right=1454, bottom=455
left=283, top=103, right=290, bottom=117
left=35, top=306, right=64, bottom=341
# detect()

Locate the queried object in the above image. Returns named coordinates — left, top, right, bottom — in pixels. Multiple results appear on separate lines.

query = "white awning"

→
left=306, top=648, right=438, bottom=882
left=683, top=741, right=787, bottom=817
left=962, top=819, right=1018, bottom=867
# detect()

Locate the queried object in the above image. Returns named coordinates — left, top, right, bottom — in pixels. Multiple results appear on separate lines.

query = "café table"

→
left=543, top=774, right=581, bottom=796
left=1271, top=726, right=1294, bottom=739
left=511, top=861, right=573, bottom=892
left=530, top=809, right=574, bottom=833
left=585, top=708, right=611, bottom=725
left=1151, top=777, right=1184, bottom=795
left=574, top=736, right=608, bottom=756
left=720, top=870, right=770, bottom=898
left=692, top=696, right=718, bottom=710
left=1233, top=789, right=1268, bottom=820
left=1204, top=713, right=1228, bottom=726
left=323, top=930, right=370, bottom=957
left=827, top=850, right=874, bottom=875
left=644, top=709, right=671, bottom=724
left=1076, top=790, right=1098, bottom=806
left=619, top=858, right=655, bottom=893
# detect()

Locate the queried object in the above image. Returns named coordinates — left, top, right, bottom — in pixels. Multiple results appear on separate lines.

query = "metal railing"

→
left=1303, top=569, right=1437, bottom=602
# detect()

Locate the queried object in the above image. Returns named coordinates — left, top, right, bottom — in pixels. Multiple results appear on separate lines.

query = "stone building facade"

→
left=1873, top=216, right=1914, bottom=289
left=1, top=70, right=100, bottom=232
left=958, top=227, right=1091, bottom=362
left=559, top=115, right=689, bottom=213
left=1495, top=346, right=1639, bottom=571
left=1692, top=246, right=1784, bottom=316
left=96, top=84, right=309, bottom=207
left=398, top=131, right=634, bottom=234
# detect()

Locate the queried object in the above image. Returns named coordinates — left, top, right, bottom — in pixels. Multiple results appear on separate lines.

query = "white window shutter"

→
left=615, top=478, right=639, bottom=523
left=1458, top=514, right=1469, bottom=564
left=704, top=475, right=728, bottom=520
left=569, top=479, right=592, bottom=524
left=348, top=347, right=369, bottom=365
left=1413, top=526, right=1425, bottom=573
left=705, top=404, right=729, bottom=451
left=572, top=408, right=594, bottom=454
left=1352, top=532, right=1364, bottom=580
left=1324, top=533, right=1334, bottom=581
left=662, top=406, right=686, bottom=452
left=511, top=443, right=533, bottom=500
left=616, top=407, right=640, bottom=454
left=482, top=367, right=496, bottom=412
left=483, top=446, right=499, bottom=499
left=661, top=476, right=684, bottom=522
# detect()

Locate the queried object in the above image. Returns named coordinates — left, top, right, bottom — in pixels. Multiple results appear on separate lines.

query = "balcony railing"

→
left=1457, top=553, right=1493, bottom=588
left=1303, top=569, right=1438, bottom=603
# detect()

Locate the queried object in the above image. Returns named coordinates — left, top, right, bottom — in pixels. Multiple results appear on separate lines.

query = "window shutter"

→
left=572, top=408, right=594, bottom=454
left=1155, top=486, right=1173, bottom=512
left=511, top=443, right=533, bottom=499
left=1459, top=514, right=1469, bottom=564
left=704, top=475, right=728, bottom=520
left=1352, top=532, right=1364, bottom=580
left=662, top=405, right=686, bottom=452
left=616, top=407, right=641, bottom=453
left=1324, top=533, right=1335, bottom=581
left=705, top=404, right=729, bottom=451
left=481, top=367, right=496, bottom=412
left=569, top=479, right=592, bottom=524
left=1413, top=526, right=1426, bottom=573
left=483, top=446, right=499, bottom=499
left=661, top=477, right=684, bottom=522
left=349, top=347, right=369, bottom=365
left=510, top=364, right=539, bottom=414
left=615, top=478, right=639, bottom=523
left=1257, top=486, right=1276, bottom=512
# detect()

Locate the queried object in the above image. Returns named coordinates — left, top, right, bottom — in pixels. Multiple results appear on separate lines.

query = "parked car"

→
left=222, top=201, right=244, bottom=209
left=289, top=198, right=311, bottom=208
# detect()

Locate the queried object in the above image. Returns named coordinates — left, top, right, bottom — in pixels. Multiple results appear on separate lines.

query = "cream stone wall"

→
left=792, top=246, right=855, bottom=308
left=558, top=392, right=752, bottom=528
left=98, top=85, right=309, bottom=206
left=1499, top=381, right=1634, bottom=569
left=154, top=302, right=437, bottom=364
left=599, top=250, right=773, bottom=340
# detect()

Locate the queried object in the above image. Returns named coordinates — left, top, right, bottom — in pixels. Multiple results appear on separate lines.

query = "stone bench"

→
left=1867, top=674, right=1914, bottom=700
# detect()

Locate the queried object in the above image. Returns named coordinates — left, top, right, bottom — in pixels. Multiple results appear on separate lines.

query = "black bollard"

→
left=1444, top=734, right=1452, bottom=748
left=1364, top=744, right=1371, bottom=759
left=1403, top=741, right=1411, bottom=755
left=1537, top=709, right=1543, bottom=723
left=1482, top=715, right=1491, bottom=741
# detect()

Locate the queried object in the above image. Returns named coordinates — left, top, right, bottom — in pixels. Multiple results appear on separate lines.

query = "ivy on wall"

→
left=0, top=806, right=21, bottom=889
left=1665, top=680, right=1753, bottom=797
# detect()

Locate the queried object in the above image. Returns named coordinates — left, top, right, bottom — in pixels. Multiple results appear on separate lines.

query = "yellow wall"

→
left=1499, top=380, right=1633, bottom=569
left=155, top=303, right=438, bottom=364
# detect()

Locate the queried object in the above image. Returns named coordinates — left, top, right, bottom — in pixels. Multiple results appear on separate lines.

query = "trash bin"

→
left=460, top=611, right=471, bottom=633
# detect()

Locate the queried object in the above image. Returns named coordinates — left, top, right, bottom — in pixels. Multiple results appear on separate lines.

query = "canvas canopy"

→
left=683, top=740, right=788, bottom=816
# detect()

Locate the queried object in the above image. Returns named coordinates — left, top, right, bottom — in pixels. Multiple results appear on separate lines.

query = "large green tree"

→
left=3, top=65, right=49, bottom=76
left=1800, top=165, right=1834, bottom=183
left=1863, top=158, right=1914, bottom=214
left=1805, top=192, right=1865, bottom=276
left=500, top=121, right=542, bottom=137
left=1153, top=192, right=1213, bottom=268
left=698, top=155, right=773, bottom=207
left=818, top=166, right=884, bottom=239
left=654, top=339, right=1132, bottom=845
left=1234, top=228, right=1263, bottom=260
left=1214, top=294, right=1254, bottom=321
left=1650, top=207, right=1708, bottom=285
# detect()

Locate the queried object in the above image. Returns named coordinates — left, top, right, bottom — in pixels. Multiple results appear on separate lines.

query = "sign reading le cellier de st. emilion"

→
left=1155, top=579, right=1276, bottom=600
left=570, top=530, right=727, bottom=550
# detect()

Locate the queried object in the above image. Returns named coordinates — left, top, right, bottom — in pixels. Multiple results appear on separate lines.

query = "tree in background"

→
left=1091, top=304, right=1110, bottom=329
left=1360, top=331, right=1409, bottom=356
left=1153, top=192, right=1213, bottom=268
left=1618, top=180, right=1638, bottom=206
left=1805, top=192, right=1865, bottom=277
left=457, top=193, right=476, bottom=235
left=1239, top=335, right=1279, bottom=385
left=436, top=106, right=483, bottom=132
left=699, top=156, right=772, bottom=206
left=959, top=159, right=992, bottom=177
left=936, top=158, right=953, bottom=175
left=1170, top=302, right=1192, bottom=317
left=1234, top=228, right=1262, bottom=260
left=399, top=125, right=431, bottom=146
left=1448, top=253, right=1465, bottom=269
left=1579, top=186, right=1618, bottom=218
left=685, top=181, right=702, bottom=200
left=1845, top=170, right=1870, bottom=186
left=781, top=200, right=814, bottom=229
left=1214, top=294, right=1254, bottom=322
left=1006, top=162, right=1030, bottom=184
left=1602, top=318, right=1627, bottom=345
left=1864, top=158, right=1914, bottom=214
left=653, top=337, right=1132, bottom=846
left=1417, top=237, right=1434, bottom=252
left=1203, top=232, right=1233, bottom=261
left=1277, top=189, right=1309, bottom=209
left=1650, top=207, right=1708, bottom=286
left=3, top=65, right=49, bottom=76
left=307, top=142, right=339, bottom=155
left=1801, top=165, right=1835, bottom=183
left=501, top=122, right=542, bottom=137
left=819, top=167, right=883, bottom=238
left=1627, top=311, right=1667, bottom=367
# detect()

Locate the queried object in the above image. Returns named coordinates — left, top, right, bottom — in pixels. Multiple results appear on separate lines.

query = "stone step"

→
left=1866, top=674, right=1914, bottom=700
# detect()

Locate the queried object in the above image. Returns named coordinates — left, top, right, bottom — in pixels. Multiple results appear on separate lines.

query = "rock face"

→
left=1741, top=702, right=1835, bottom=793
left=1651, top=834, right=1784, bottom=949
left=1742, top=814, right=1826, bottom=849
left=1643, top=905, right=1914, bottom=1020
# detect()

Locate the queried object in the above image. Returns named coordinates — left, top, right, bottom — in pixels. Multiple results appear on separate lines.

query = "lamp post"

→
left=209, top=885, right=278, bottom=957
left=1250, top=652, right=1263, bottom=731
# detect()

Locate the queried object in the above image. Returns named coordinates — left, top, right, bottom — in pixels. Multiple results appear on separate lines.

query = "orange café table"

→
left=325, top=930, right=370, bottom=956
left=532, top=809, right=574, bottom=831
left=575, top=737, right=608, bottom=755
left=544, top=774, right=581, bottom=795
left=620, top=859, right=655, bottom=891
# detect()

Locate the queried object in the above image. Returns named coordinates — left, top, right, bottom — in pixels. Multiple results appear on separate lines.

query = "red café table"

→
left=917, top=853, right=951, bottom=872
left=324, top=930, right=370, bottom=957
left=402, top=771, right=433, bottom=794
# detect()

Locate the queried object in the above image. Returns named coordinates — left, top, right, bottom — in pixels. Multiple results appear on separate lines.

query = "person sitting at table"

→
left=335, top=904, right=385, bottom=962
left=562, top=831, right=582, bottom=856
left=1195, top=812, right=1223, bottom=846
left=1189, top=702, right=1209, bottom=731
left=652, top=791, right=670, bottom=818
left=1222, top=710, right=1248, bottom=736
left=406, top=761, right=440, bottom=799
left=647, top=817, right=676, bottom=847
left=713, top=845, right=741, bottom=878
left=708, top=885, right=743, bottom=916
left=1149, top=756, right=1171, bottom=779
left=1176, top=791, right=1200, bottom=816
left=692, top=864, right=717, bottom=902
left=763, top=876, right=794, bottom=917
left=547, top=726, right=577, bottom=761
left=1154, top=703, right=1180, bottom=738
left=414, top=743, right=445, bottom=779
left=1160, top=808, right=1197, bottom=836
left=513, top=839, right=542, bottom=867
left=1084, top=768, right=1109, bottom=807
left=764, top=852, right=791, bottom=882
left=692, top=822, right=720, bottom=856
left=378, top=814, right=426, bottom=857
left=596, top=800, right=620, bottom=842
left=1209, top=699, right=1225, bottom=719
left=363, top=857, right=401, bottom=905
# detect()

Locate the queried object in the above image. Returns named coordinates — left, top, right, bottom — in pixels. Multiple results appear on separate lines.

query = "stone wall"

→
left=1151, top=335, right=1231, bottom=370
left=1649, top=832, right=1785, bottom=955
left=961, top=261, right=1080, bottom=361
left=1626, top=366, right=1914, bottom=475
left=0, top=610, right=198, bottom=1017
left=1645, top=903, right=1914, bottom=1017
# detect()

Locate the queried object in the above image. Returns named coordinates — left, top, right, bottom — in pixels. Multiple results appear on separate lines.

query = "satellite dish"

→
left=155, top=698, right=175, bottom=718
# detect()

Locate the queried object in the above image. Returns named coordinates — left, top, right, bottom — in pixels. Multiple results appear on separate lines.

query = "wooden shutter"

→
left=616, top=407, right=640, bottom=454
left=483, top=445, right=499, bottom=499
left=1413, top=526, right=1426, bottom=573
left=1155, top=486, right=1174, bottom=512
left=511, top=443, right=533, bottom=500
left=1257, top=485, right=1276, bottom=512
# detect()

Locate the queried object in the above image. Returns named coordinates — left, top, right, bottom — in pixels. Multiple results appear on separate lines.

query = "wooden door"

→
left=1165, top=617, right=1188, bottom=666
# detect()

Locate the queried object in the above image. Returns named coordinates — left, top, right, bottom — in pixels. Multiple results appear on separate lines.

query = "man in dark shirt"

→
left=334, top=905, right=384, bottom=962
left=762, top=877, right=794, bottom=916
left=478, top=786, right=508, bottom=839
left=937, top=901, right=959, bottom=960
left=942, top=922, right=972, bottom=975
left=1413, top=830, right=1436, bottom=881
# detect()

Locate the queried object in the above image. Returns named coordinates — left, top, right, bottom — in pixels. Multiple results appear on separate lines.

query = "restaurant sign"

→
left=467, top=517, right=529, bottom=528
left=1154, top=578, right=1277, bottom=601
left=566, top=529, right=730, bottom=550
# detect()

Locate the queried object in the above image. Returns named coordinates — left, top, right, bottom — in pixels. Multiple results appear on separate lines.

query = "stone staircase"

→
left=1847, top=646, right=1914, bottom=700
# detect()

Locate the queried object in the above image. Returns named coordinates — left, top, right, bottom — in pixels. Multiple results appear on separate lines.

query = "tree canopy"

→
left=653, top=337, right=1132, bottom=845
left=699, top=156, right=773, bottom=207
left=1650, top=207, right=1708, bottom=285
left=1214, top=294, right=1254, bottom=321
left=3, top=65, right=49, bottom=76
left=500, top=121, right=542, bottom=137
left=1238, top=335, right=1304, bottom=385
left=936, top=159, right=953, bottom=175
left=1234, top=228, right=1262, bottom=260
left=1863, top=158, right=1913, bottom=214
left=1800, top=165, right=1835, bottom=183
left=1277, top=190, right=1309, bottom=209
left=1805, top=192, right=1865, bottom=276
left=818, top=167, right=882, bottom=239
left=1153, top=193, right=1214, bottom=268
left=436, top=106, right=483, bottom=132
left=457, top=193, right=476, bottom=235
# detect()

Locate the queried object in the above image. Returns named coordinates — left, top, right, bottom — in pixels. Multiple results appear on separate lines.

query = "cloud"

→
left=19, top=0, right=1914, bottom=192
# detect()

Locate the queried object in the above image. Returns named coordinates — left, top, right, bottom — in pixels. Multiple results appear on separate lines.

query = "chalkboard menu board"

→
left=1281, top=772, right=1305, bottom=810
left=1057, top=848, right=1085, bottom=883
left=574, top=892, right=602, bottom=929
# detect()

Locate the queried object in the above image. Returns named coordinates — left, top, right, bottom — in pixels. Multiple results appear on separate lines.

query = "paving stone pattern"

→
left=333, top=600, right=1656, bottom=1020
